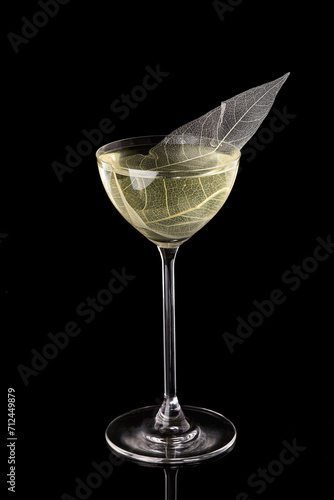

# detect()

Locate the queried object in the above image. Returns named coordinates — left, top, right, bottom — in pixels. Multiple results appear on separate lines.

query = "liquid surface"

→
left=98, top=143, right=239, bottom=247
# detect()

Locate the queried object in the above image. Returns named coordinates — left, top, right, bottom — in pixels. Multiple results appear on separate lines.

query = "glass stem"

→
left=164, top=468, right=178, bottom=500
left=155, top=247, right=190, bottom=435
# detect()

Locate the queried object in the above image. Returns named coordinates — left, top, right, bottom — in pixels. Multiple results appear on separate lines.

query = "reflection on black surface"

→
left=112, top=444, right=235, bottom=500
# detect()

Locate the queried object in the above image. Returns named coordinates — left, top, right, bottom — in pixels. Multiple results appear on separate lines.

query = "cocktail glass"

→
left=96, top=135, right=240, bottom=465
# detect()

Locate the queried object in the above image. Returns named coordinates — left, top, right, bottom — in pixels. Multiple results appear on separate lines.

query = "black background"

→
left=2, top=1, right=333, bottom=499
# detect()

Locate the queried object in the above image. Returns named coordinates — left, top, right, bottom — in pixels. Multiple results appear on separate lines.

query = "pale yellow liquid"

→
left=98, top=143, right=240, bottom=247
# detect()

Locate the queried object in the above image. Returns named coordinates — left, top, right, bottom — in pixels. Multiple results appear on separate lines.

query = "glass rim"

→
left=96, top=135, right=241, bottom=176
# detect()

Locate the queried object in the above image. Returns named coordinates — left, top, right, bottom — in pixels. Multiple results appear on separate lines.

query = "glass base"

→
left=105, top=405, right=236, bottom=465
